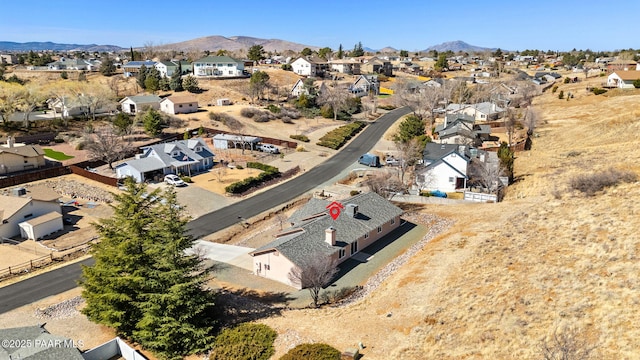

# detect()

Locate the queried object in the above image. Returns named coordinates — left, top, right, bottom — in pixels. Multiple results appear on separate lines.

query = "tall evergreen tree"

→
left=130, top=47, right=135, bottom=61
left=136, top=64, right=148, bottom=89
left=497, top=142, right=514, bottom=184
left=170, top=63, right=183, bottom=91
left=337, top=44, right=344, bottom=59
left=81, top=179, right=216, bottom=359
left=143, top=108, right=163, bottom=137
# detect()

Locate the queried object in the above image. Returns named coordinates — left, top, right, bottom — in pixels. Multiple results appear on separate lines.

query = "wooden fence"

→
left=0, top=166, right=70, bottom=188
left=0, top=244, right=91, bottom=281
left=69, top=165, right=118, bottom=187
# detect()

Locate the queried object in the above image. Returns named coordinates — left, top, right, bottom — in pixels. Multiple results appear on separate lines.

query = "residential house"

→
left=155, top=60, right=191, bottom=78
left=446, top=102, right=505, bottom=121
left=435, top=113, right=492, bottom=146
left=160, top=95, right=198, bottom=115
left=0, top=137, right=46, bottom=174
left=46, top=97, right=89, bottom=118
left=349, top=74, right=379, bottom=96
left=122, top=60, right=157, bottom=76
left=607, top=70, right=640, bottom=89
left=119, top=95, right=161, bottom=114
left=115, top=138, right=214, bottom=182
left=46, top=57, right=100, bottom=71
left=606, top=59, right=639, bottom=71
left=249, top=192, right=403, bottom=289
left=0, top=54, right=17, bottom=64
left=192, top=55, right=245, bottom=77
left=291, top=56, right=328, bottom=77
left=0, top=185, right=62, bottom=239
left=328, top=59, right=360, bottom=74
left=415, top=143, right=472, bottom=192
left=290, top=79, right=308, bottom=97
left=0, top=325, right=84, bottom=359
left=360, top=57, right=392, bottom=76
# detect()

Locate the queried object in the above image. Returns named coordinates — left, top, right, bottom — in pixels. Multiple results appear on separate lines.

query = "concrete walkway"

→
left=188, top=240, right=254, bottom=271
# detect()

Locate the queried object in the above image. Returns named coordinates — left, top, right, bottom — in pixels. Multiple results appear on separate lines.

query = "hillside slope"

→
left=262, top=78, right=640, bottom=359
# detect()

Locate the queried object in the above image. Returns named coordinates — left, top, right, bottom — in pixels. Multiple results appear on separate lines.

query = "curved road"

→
left=0, top=107, right=411, bottom=314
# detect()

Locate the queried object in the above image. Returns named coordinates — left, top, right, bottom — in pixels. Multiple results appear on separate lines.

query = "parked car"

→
left=429, top=190, right=448, bottom=198
left=164, top=174, right=187, bottom=187
left=258, top=144, right=280, bottom=154
left=358, top=153, right=380, bottom=167
left=385, top=155, right=401, bottom=166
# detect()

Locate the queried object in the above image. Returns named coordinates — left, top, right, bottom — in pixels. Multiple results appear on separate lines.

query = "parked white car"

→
left=257, top=144, right=280, bottom=154
left=164, top=174, right=186, bottom=187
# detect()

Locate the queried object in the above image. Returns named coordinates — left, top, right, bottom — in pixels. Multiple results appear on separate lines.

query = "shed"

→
left=216, top=98, right=231, bottom=106
left=19, top=211, right=63, bottom=240
left=212, top=134, right=261, bottom=150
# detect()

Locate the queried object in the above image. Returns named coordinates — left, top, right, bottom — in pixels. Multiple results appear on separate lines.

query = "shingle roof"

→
left=135, top=138, right=214, bottom=170
left=22, top=211, right=62, bottom=226
left=120, top=95, right=162, bottom=104
left=0, top=144, right=45, bottom=157
left=423, top=142, right=470, bottom=162
left=0, top=325, right=84, bottom=359
left=613, top=70, right=640, bottom=81
left=161, top=95, right=198, bottom=105
left=0, top=195, right=31, bottom=220
left=251, top=192, right=403, bottom=267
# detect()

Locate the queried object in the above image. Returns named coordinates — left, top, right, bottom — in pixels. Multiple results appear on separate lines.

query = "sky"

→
left=1, top=0, right=638, bottom=52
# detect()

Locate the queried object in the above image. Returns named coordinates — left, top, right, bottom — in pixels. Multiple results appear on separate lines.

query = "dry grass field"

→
left=257, top=76, right=640, bottom=359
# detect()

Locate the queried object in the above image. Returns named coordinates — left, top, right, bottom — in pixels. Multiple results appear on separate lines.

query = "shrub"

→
left=209, top=323, right=277, bottom=360
left=240, top=107, right=259, bottom=118
left=53, top=138, right=65, bottom=143
left=591, top=87, right=607, bottom=95
left=279, top=343, right=341, bottom=360
left=551, top=85, right=558, bottom=93
left=235, top=165, right=244, bottom=170
left=320, top=104, right=334, bottom=119
left=378, top=104, right=397, bottom=110
left=75, top=142, right=85, bottom=150
left=267, top=104, right=281, bottom=114
left=564, top=77, right=571, bottom=84
left=60, top=71, right=68, bottom=79
left=246, top=162, right=278, bottom=173
left=254, top=114, right=270, bottom=123
left=558, top=90, right=564, bottom=99
left=569, top=168, right=637, bottom=196
left=296, top=145, right=306, bottom=152
left=289, top=134, right=310, bottom=142
left=634, top=79, right=640, bottom=88
left=281, top=108, right=301, bottom=119
left=281, top=117, right=293, bottom=124
left=180, top=176, right=192, bottom=183
left=281, top=64, right=292, bottom=71
left=225, top=163, right=281, bottom=194
left=349, top=190, right=360, bottom=196
left=316, top=121, right=366, bottom=150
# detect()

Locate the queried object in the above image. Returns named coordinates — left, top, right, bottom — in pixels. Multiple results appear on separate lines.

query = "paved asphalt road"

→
left=0, top=107, right=411, bottom=314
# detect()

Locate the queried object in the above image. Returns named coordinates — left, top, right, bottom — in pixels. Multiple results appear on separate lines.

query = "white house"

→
left=446, top=102, right=505, bottom=121
left=115, top=138, right=214, bottom=182
left=607, top=70, right=640, bottom=89
left=329, top=59, right=360, bottom=74
left=192, top=56, right=245, bottom=77
left=122, top=60, right=157, bottom=76
left=154, top=60, right=191, bottom=78
left=349, top=74, right=379, bottom=96
left=415, top=143, right=471, bottom=192
left=0, top=186, right=62, bottom=239
left=160, top=95, right=198, bottom=115
left=119, top=95, right=161, bottom=114
left=291, top=56, right=328, bottom=77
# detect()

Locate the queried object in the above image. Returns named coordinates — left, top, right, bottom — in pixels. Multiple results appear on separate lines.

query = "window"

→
left=264, top=264, right=270, bottom=270
left=227, top=63, right=233, bottom=67
left=391, top=218, right=395, bottom=225
left=179, top=104, right=183, bottom=108
left=23, top=213, right=33, bottom=219
left=339, top=248, right=346, bottom=259
left=351, top=241, right=358, bottom=255
left=377, top=226, right=382, bottom=233
left=364, top=233, right=369, bottom=239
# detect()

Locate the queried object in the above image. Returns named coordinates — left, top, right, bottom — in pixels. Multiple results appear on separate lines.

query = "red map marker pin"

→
left=326, top=201, right=344, bottom=220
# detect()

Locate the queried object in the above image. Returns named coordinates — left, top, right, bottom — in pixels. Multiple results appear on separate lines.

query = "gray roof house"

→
left=249, top=192, right=403, bottom=289
left=415, top=143, right=472, bottom=193
left=115, top=138, right=214, bottom=183
left=446, top=101, right=505, bottom=121
left=0, top=325, right=84, bottom=359
left=435, top=113, right=492, bottom=146
left=192, top=55, right=245, bottom=77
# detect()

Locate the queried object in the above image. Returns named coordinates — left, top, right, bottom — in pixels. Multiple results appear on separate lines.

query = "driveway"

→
left=188, top=240, right=254, bottom=271
left=149, top=182, right=234, bottom=219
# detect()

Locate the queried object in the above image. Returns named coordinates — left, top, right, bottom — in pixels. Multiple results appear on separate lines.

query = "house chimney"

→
left=7, top=136, right=14, bottom=148
left=345, top=204, right=358, bottom=217
left=325, top=227, right=336, bottom=246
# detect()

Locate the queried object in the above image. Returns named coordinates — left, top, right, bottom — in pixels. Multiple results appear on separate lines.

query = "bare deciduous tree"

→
left=468, top=156, right=504, bottom=194
left=317, top=81, right=350, bottom=121
left=539, top=326, right=597, bottom=360
left=504, top=107, right=520, bottom=146
left=288, top=257, right=339, bottom=307
left=364, top=172, right=405, bottom=200
left=84, top=126, right=132, bottom=170
left=394, top=137, right=424, bottom=185
left=274, top=212, right=288, bottom=230
left=213, top=165, right=227, bottom=182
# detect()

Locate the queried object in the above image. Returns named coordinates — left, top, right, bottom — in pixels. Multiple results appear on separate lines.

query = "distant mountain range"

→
left=0, top=41, right=124, bottom=52
left=422, top=40, right=496, bottom=53
left=0, top=38, right=496, bottom=54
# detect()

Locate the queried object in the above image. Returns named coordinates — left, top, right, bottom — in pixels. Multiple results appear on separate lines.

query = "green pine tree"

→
left=137, top=64, right=148, bottom=89
left=497, top=141, right=514, bottom=184
left=81, top=179, right=217, bottom=359
left=143, top=108, right=163, bottom=137
left=337, top=44, right=344, bottom=59
left=170, top=63, right=183, bottom=91
left=393, top=115, right=426, bottom=143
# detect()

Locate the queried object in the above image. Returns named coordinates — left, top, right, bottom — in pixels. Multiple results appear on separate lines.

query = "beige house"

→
left=249, top=192, right=403, bottom=289
left=160, top=95, right=198, bottom=115
left=0, top=137, right=46, bottom=174
left=119, top=95, right=161, bottom=114
left=0, top=186, right=62, bottom=239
